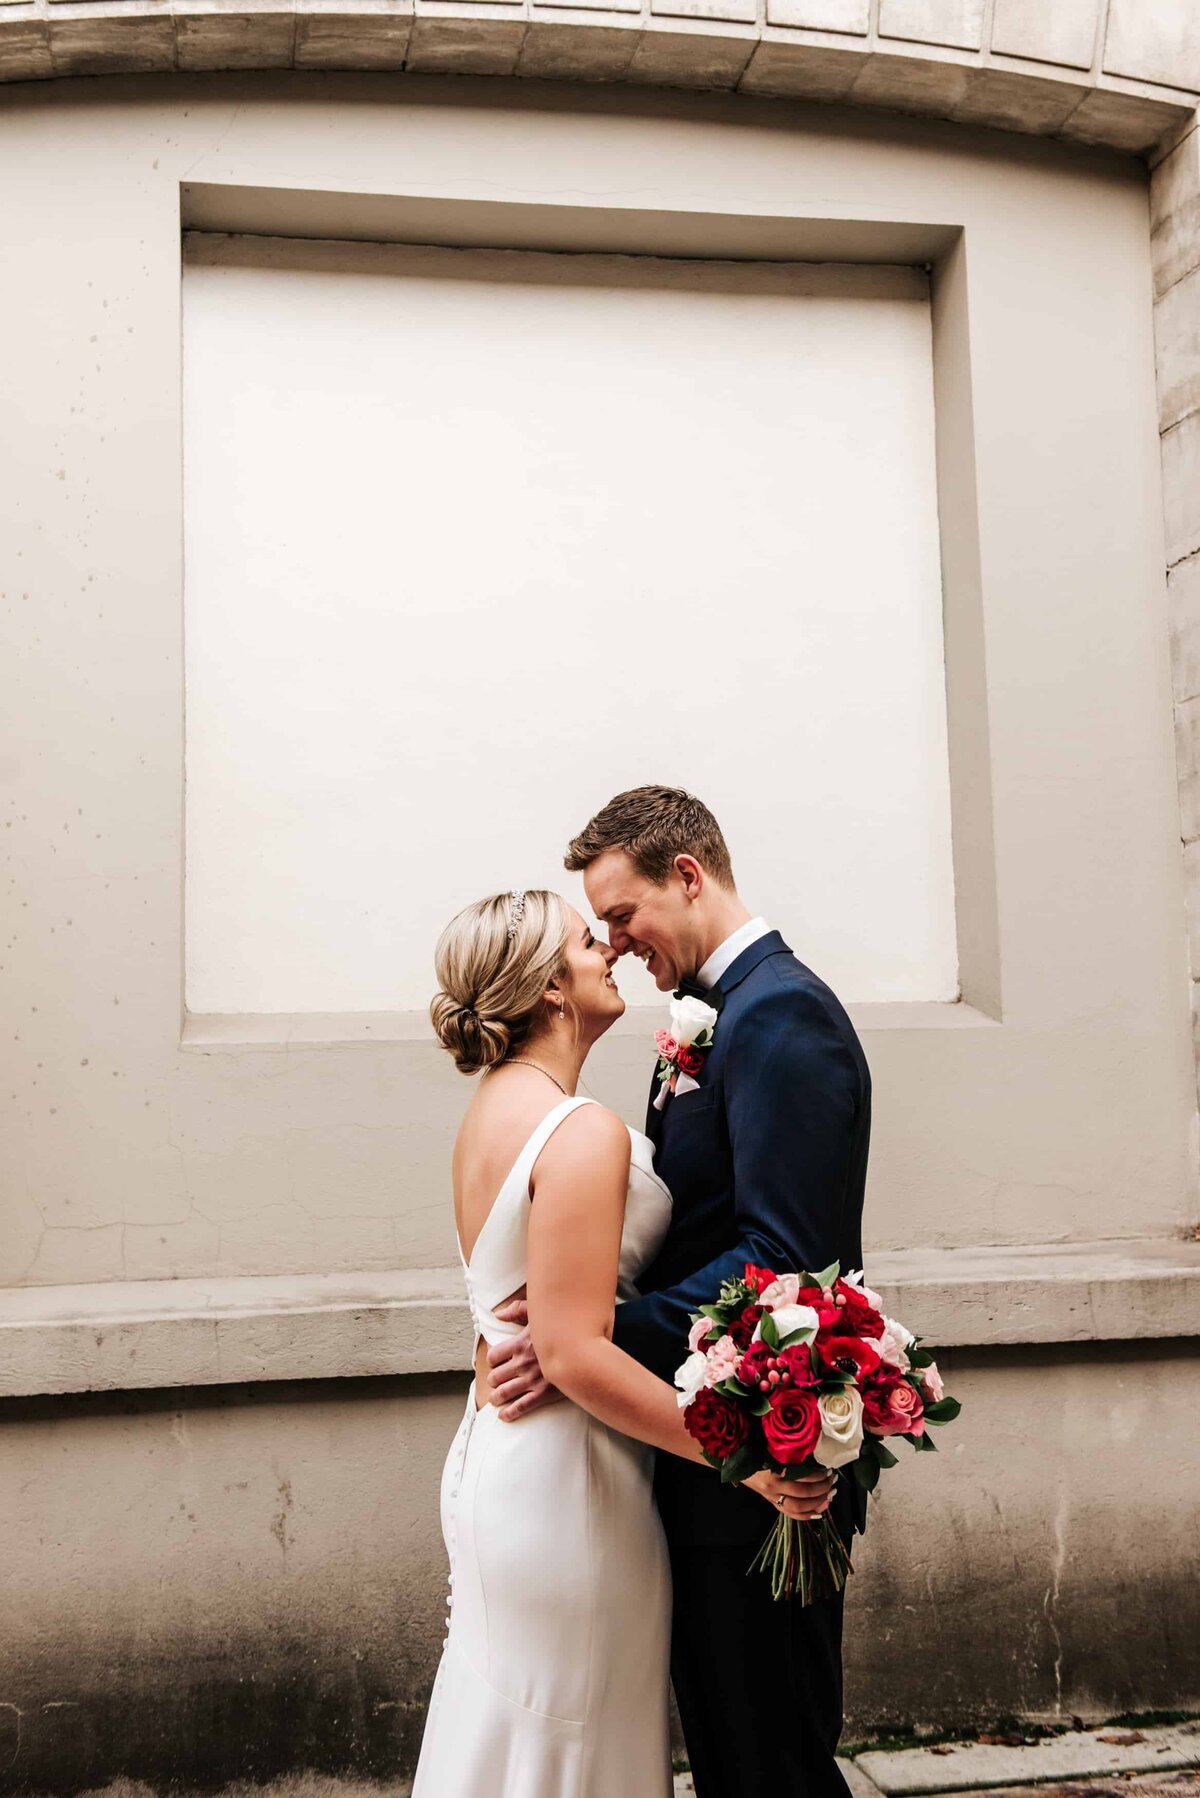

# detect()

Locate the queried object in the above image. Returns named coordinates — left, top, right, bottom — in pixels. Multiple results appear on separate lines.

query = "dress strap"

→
left=515, top=1094, right=597, bottom=1188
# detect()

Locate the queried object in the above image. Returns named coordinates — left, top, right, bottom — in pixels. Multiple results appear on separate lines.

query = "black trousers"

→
left=666, top=1484, right=856, bottom=1798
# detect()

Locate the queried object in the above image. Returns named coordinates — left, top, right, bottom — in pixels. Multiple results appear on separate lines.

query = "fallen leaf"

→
left=1098, top=1733, right=1147, bottom=1747
left=929, top=1746, right=955, bottom=1755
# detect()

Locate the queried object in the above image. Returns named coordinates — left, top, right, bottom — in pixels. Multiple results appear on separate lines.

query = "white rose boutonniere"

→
left=653, top=995, right=719, bottom=1111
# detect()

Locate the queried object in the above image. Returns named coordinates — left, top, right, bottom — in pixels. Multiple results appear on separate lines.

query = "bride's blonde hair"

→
left=430, top=890, right=570, bottom=1075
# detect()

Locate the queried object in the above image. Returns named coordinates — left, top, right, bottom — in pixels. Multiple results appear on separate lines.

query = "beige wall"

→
left=1, top=78, right=1193, bottom=1293
left=3, top=1350, right=1197, bottom=1786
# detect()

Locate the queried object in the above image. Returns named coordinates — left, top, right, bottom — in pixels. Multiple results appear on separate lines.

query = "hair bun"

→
left=430, top=990, right=511, bottom=1075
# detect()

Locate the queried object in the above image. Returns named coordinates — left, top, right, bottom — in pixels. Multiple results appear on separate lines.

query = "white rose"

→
left=673, top=1350, right=708, bottom=1409
left=878, top=1316, right=915, bottom=1371
left=813, top=1387, right=864, bottom=1469
left=757, top=1273, right=800, bottom=1310
left=769, top=1303, right=820, bottom=1342
left=669, top=995, right=719, bottom=1048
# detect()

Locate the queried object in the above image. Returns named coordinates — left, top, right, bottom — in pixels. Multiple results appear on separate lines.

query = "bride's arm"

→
left=524, top=1104, right=710, bottom=1466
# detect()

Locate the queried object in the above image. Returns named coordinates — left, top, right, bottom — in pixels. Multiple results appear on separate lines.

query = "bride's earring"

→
left=558, top=1000, right=566, bottom=1023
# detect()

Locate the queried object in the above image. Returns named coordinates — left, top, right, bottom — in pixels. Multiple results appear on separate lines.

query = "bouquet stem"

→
left=749, top=1512, right=854, bottom=1604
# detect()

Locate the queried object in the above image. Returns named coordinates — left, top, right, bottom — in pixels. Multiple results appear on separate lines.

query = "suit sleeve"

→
left=611, top=978, right=863, bottom=1382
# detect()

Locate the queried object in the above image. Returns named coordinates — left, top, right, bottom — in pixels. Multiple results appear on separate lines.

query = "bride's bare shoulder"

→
left=535, top=1101, right=631, bottom=1177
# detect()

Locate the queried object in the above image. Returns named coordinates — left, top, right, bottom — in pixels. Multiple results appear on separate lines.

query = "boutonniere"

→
left=653, top=995, right=719, bottom=1111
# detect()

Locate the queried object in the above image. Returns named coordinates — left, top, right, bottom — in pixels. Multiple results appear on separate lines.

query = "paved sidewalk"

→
left=671, top=1719, right=1199, bottom=1798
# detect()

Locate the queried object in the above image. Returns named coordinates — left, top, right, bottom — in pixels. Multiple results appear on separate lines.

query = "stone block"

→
left=624, top=20, right=755, bottom=87
left=1162, top=406, right=1200, bottom=568
left=405, top=11, right=525, bottom=69
left=1155, top=260, right=1200, bottom=433
left=0, top=19, right=52, bottom=76
left=517, top=17, right=640, bottom=75
left=1058, top=82, right=1193, bottom=156
left=1170, top=557, right=1200, bottom=708
left=174, top=6, right=295, bottom=67
left=990, top=0, right=1098, bottom=72
left=739, top=34, right=863, bottom=97
left=847, top=46, right=972, bottom=118
left=1152, top=124, right=1200, bottom=300
left=651, top=0, right=755, bottom=31
left=294, top=9, right=412, bottom=66
left=531, top=0, right=638, bottom=17
left=1186, top=837, right=1200, bottom=968
left=1175, top=694, right=1200, bottom=841
left=951, top=64, right=1088, bottom=137
left=762, top=0, right=866, bottom=33
left=47, top=10, right=175, bottom=71
left=878, top=0, right=983, bottom=53
left=1105, top=0, right=1200, bottom=97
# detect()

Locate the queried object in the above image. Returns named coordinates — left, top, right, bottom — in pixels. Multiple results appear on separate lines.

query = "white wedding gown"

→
left=411, top=1094, right=675, bottom=1798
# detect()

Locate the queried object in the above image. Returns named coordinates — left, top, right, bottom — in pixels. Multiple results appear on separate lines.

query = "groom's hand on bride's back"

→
left=487, top=1300, right=564, bottom=1421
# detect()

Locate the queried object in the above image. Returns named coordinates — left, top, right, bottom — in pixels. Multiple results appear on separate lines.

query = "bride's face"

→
left=554, top=906, right=624, bottom=1036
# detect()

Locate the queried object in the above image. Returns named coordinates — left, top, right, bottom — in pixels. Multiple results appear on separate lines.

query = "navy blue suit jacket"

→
left=611, top=931, right=872, bottom=1547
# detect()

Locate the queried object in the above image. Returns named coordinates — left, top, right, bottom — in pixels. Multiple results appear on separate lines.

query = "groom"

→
left=489, top=785, right=872, bottom=1798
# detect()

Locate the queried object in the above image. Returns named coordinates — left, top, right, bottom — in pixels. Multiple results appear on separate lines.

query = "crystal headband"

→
left=506, top=890, right=527, bottom=938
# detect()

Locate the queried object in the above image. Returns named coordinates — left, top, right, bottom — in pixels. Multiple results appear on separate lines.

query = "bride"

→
left=411, top=888, right=831, bottom=1798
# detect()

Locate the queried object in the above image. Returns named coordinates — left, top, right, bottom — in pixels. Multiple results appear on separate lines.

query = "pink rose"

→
left=688, top=1315, right=715, bottom=1354
left=704, top=1335, right=743, bottom=1386
left=757, top=1273, right=800, bottom=1310
left=920, top=1360, right=945, bottom=1402
left=655, top=1031, right=680, bottom=1061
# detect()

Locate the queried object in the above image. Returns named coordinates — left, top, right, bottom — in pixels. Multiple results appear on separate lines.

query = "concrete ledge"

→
left=854, top=1720, right=1200, bottom=1795
left=1, top=1237, right=1198, bottom=1398
left=0, top=11, right=1194, bottom=159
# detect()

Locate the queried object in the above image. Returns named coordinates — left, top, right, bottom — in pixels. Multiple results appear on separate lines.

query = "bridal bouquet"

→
left=674, top=1261, right=960, bottom=1603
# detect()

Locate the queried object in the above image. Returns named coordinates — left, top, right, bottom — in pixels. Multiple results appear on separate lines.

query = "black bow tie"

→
left=674, top=974, right=714, bottom=1003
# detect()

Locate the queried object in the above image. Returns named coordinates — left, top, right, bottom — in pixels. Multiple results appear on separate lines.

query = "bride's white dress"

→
left=411, top=1094, right=675, bottom=1798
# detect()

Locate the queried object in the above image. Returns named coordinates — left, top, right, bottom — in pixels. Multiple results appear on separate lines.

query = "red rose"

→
left=727, top=1304, right=764, bottom=1351
left=743, top=1265, right=777, bottom=1296
left=798, top=1284, right=843, bottom=1332
left=834, top=1280, right=885, bottom=1340
left=761, top=1386, right=822, bottom=1466
left=683, top=1386, right=750, bottom=1460
left=861, top=1371, right=925, bottom=1437
left=778, top=1343, right=819, bottom=1387
left=676, top=1045, right=704, bottom=1077
left=816, top=1335, right=882, bottom=1381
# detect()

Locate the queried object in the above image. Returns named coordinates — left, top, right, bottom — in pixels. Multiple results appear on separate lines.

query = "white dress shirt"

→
left=697, top=916, right=771, bottom=990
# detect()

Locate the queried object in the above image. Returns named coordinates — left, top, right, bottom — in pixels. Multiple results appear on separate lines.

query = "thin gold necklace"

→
left=505, top=1057, right=572, bottom=1097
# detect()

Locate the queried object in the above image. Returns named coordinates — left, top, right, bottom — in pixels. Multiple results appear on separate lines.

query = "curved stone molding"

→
left=0, top=0, right=1197, bottom=157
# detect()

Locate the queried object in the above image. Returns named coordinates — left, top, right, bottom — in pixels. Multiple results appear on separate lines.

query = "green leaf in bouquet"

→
left=852, top=1455, right=881, bottom=1492
left=923, top=1396, right=962, bottom=1423
left=873, top=1442, right=899, bottom=1469
left=720, top=1443, right=759, bottom=1484
left=698, top=1303, right=728, bottom=1323
left=914, top=1431, right=938, bottom=1452
left=810, top=1261, right=841, bottom=1290
left=719, top=1377, right=752, bottom=1399
left=907, top=1346, right=934, bottom=1368
left=779, top=1325, right=818, bottom=1348
left=748, top=1394, right=772, bottom=1417
left=757, top=1310, right=780, bottom=1350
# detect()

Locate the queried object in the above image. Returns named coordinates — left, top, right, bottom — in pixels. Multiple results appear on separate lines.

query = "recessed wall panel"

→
left=183, top=236, right=956, bottom=1012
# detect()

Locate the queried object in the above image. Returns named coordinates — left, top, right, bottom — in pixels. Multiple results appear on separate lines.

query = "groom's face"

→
left=583, top=850, right=698, bottom=994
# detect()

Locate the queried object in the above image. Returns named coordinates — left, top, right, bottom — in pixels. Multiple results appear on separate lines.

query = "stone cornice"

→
left=0, top=3, right=1196, bottom=160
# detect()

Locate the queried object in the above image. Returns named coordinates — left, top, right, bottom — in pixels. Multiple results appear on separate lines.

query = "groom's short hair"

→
left=564, top=786, right=735, bottom=889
